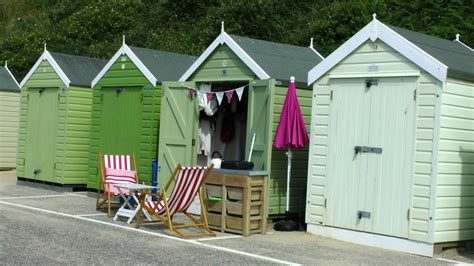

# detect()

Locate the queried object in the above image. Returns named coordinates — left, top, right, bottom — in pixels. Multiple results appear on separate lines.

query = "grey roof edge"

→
left=0, top=66, right=20, bottom=92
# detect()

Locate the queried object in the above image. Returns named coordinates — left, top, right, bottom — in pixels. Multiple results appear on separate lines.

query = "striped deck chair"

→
left=136, top=164, right=215, bottom=238
left=96, top=153, right=138, bottom=217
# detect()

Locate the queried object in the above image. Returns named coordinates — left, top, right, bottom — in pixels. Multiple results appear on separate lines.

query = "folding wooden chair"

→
left=96, top=152, right=139, bottom=217
left=136, top=164, right=215, bottom=238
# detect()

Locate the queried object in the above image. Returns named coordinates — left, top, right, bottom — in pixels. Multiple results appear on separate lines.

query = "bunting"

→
left=225, top=90, right=234, bottom=103
left=187, top=84, right=248, bottom=106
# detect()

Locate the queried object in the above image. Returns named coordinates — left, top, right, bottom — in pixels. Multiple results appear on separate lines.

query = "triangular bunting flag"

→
left=206, top=92, right=214, bottom=102
left=225, top=90, right=234, bottom=103
left=236, top=86, right=244, bottom=101
left=216, top=92, right=224, bottom=105
left=188, top=88, right=195, bottom=98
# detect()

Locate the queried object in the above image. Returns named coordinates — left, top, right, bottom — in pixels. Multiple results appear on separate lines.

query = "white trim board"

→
left=20, top=50, right=71, bottom=88
left=307, top=224, right=434, bottom=257
left=307, top=18, right=448, bottom=85
left=91, top=44, right=157, bottom=88
left=179, top=31, right=270, bottom=82
left=4, top=65, right=20, bottom=89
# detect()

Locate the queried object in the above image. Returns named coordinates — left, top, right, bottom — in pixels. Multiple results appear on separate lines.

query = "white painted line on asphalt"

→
left=435, top=258, right=471, bottom=265
left=0, top=200, right=300, bottom=265
left=197, top=235, right=242, bottom=242
left=74, top=213, right=108, bottom=217
left=0, top=194, right=70, bottom=200
left=64, top=193, right=89, bottom=198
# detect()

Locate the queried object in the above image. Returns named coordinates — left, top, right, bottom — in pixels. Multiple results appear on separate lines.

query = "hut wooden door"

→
left=99, top=87, right=143, bottom=155
left=245, top=79, right=274, bottom=170
left=325, top=78, right=415, bottom=239
left=24, top=88, right=58, bottom=181
left=157, top=81, right=197, bottom=187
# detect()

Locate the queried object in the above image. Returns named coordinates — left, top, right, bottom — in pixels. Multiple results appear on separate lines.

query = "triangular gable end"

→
left=20, top=50, right=71, bottom=88
left=91, top=44, right=157, bottom=88
left=4, top=63, right=20, bottom=90
left=308, top=16, right=448, bottom=85
left=179, top=30, right=270, bottom=82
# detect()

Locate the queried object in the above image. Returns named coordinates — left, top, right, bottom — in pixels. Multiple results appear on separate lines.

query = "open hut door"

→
left=245, top=79, right=274, bottom=170
left=157, top=81, right=197, bottom=187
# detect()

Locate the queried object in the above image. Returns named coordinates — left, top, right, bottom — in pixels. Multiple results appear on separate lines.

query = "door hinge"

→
left=330, top=90, right=333, bottom=101
left=140, top=93, right=144, bottom=102
left=192, top=139, right=196, bottom=146
left=407, top=209, right=410, bottom=220
left=100, top=93, right=103, bottom=102
left=413, top=89, right=417, bottom=101
left=58, top=93, right=60, bottom=101
left=324, top=198, right=327, bottom=208
left=27, top=94, right=29, bottom=101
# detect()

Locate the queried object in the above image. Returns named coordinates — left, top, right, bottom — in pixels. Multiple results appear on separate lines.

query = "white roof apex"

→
left=309, top=37, right=324, bottom=59
left=91, top=42, right=157, bottom=88
left=20, top=48, right=71, bottom=88
left=307, top=18, right=448, bottom=85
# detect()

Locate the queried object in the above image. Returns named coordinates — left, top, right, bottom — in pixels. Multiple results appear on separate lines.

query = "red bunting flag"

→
left=225, top=90, right=233, bottom=103
left=188, top=88, right=195, bottom=98
left=206, top=92, right=214, bottom=102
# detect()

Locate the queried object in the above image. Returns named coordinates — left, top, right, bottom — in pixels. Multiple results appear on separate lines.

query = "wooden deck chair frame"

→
left=136, top=164, right=215, bottom=238
left=96, top=152, right=139, bottom=217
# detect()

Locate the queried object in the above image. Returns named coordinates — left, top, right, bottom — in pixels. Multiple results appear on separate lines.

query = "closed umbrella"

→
left=273, top=76, right=309, bottom=231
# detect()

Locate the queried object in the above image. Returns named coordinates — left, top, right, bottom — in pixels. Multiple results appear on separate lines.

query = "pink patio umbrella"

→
left=273, top=76, right=309, bottom=231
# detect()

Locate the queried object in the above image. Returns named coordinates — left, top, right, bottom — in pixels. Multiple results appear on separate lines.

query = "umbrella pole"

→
left=274, top=147, right=298, bottom=231
left=286, top=148, right=291, bottom=213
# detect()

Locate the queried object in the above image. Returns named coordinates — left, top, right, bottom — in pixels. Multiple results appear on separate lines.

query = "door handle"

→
left=354, top=146, right=382, bottom=154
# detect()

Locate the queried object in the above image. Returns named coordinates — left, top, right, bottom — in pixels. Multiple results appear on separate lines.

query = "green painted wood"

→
left=23, top=61, right=64, bottom=88
left=190, top=45, right=255, bottom=82
left=87, top=54, right=160, bottom=189
left=24, top=88, right=59, bottom=182
left=245, top=79, right=274, bottom=171
left=157, top=81, right=196, bottom=188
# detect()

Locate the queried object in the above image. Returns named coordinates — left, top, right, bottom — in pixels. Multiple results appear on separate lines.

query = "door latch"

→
left=33, top=169, right=41, bottom=175
left=354, top=146, right=382, bottom=154
left=357, top=211, right=371, bottom=219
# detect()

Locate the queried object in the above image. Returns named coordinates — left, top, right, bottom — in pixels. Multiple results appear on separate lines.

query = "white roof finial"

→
left=310, top=37, right=314, bottom=49
left=455, top=34, right=460, bottom=41
left=44, top=42, right=47, bottom=52
left=372, top=13, right=377, bottom=20
left=123, top=35, right=126, bottom=45
left=221, top=21, right=225, bottom=33
left=290, top=76, right=295, bottom=83
left=5, top=60, right=7, bottom=68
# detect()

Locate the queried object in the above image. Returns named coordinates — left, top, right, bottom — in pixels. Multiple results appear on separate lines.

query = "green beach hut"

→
left=87, top=38, right=196, bottom=189
left=305, top=16, right=474, bottom=256
left=0, top=62, right=20, bottom=169
left=158, top=24, right=324, bottom=216
left=16, top=47, right=106, bottom=187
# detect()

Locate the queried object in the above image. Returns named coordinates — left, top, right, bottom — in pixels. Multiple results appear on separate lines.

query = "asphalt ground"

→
left=1, top=170, right=473, bottom=265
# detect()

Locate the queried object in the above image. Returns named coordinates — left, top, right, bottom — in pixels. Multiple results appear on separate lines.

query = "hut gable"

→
left=180, top=26, right=323, bottom=86
left=307, top=15, right=471, bottom=85
left=92, top=43, right=196, bottom=88
left=389, top=26, right=474, bottom=82
left=20, top=49, right=106, bottom=88
left=0, top=64, right=20, bottom=92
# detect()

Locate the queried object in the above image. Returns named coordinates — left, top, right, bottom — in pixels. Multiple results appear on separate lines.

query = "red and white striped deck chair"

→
left=96, top=153, right=139, bottom=217
left=137, top=164, right=215, bottom=238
